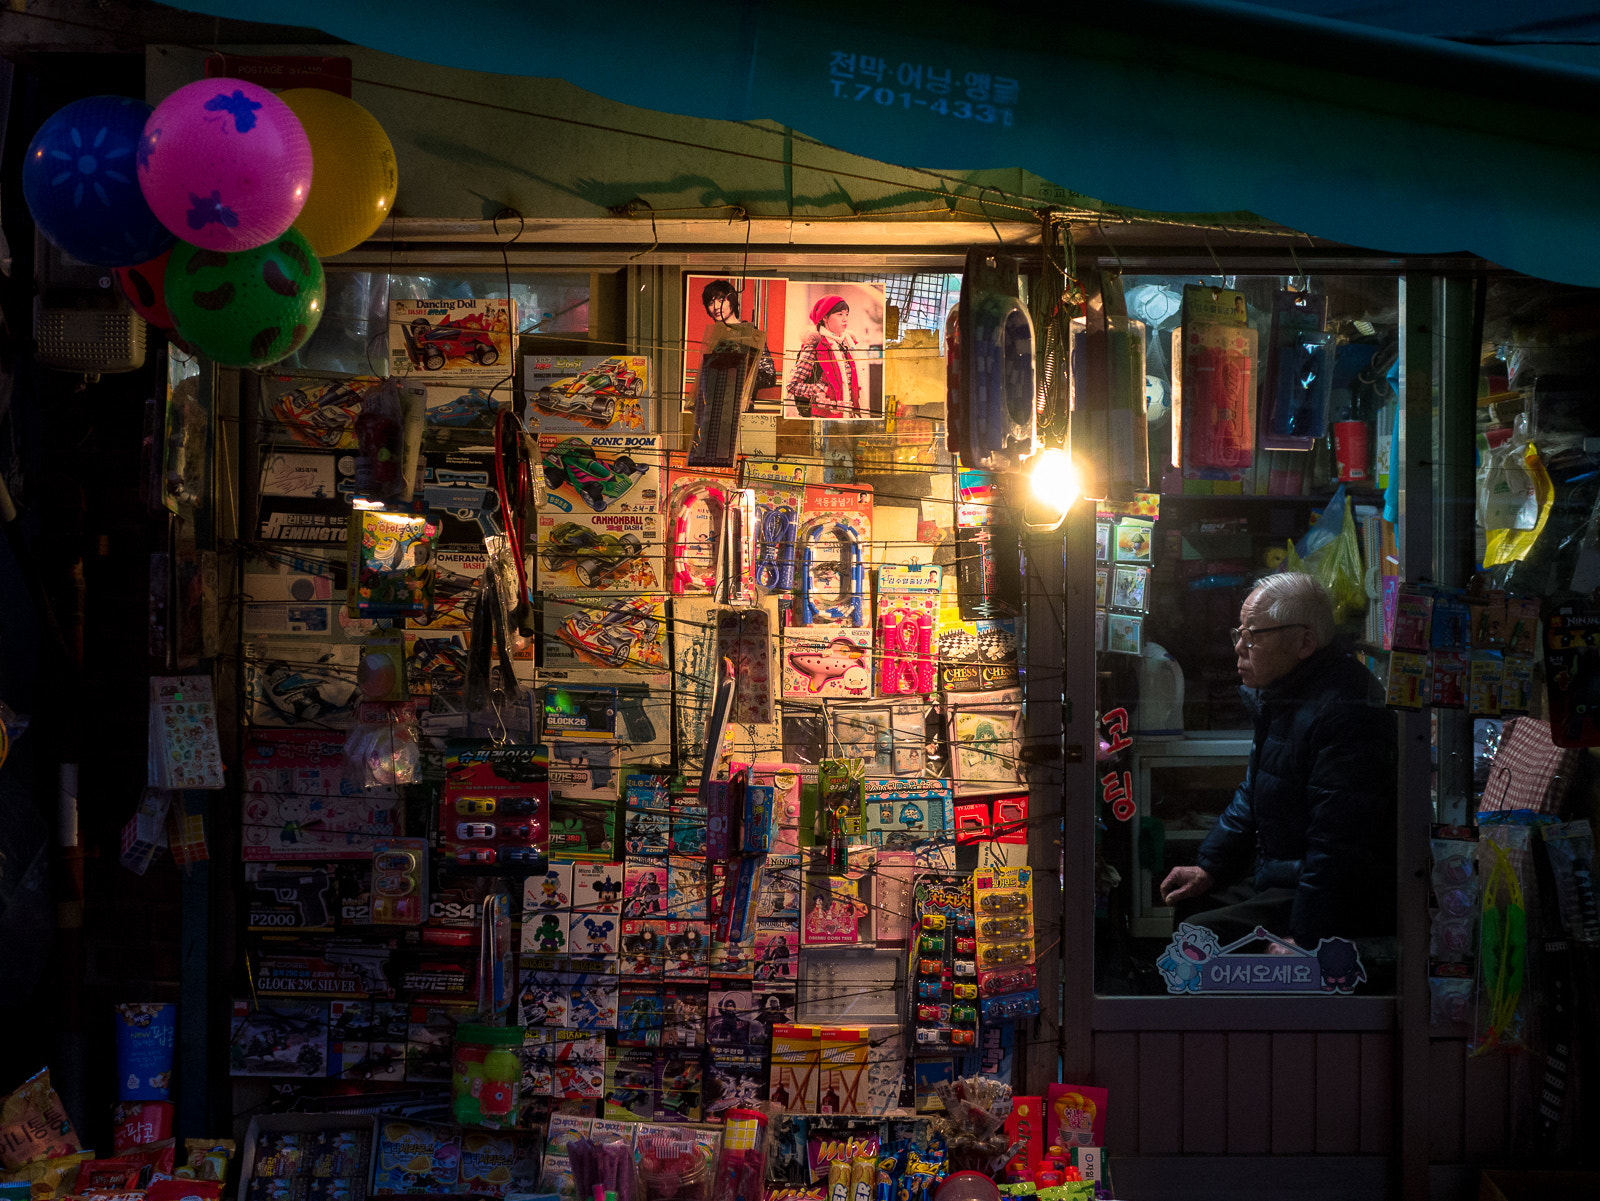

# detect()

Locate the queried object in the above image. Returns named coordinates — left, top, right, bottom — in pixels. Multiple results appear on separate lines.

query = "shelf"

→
left=1158, top=491, right=1380, bottom=505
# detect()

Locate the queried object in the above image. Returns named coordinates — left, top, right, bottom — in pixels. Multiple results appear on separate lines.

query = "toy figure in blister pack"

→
left=799, top=521, right=865, bottom=626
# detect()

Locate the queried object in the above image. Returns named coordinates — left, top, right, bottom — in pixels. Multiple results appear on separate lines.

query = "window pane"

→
left=280, top=271, right=591, bottom=376
left=1093, top=272, right=1401, bottom=998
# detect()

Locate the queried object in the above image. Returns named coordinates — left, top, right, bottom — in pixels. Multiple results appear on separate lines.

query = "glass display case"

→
left=1091, top=271, right=1403, bottom=997
left=1127, top=735, right=1252, bottom=938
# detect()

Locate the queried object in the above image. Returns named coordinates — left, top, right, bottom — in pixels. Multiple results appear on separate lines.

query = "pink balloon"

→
left=138, top=77, right=312, bottom=252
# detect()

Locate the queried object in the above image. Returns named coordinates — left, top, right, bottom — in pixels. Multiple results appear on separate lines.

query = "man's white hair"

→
left=1249, top=572, right=1335, bottom=648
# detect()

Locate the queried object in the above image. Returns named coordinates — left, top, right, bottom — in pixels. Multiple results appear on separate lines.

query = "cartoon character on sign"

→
left=539, top=872, right=566, bottom=908
left=1315, top=937, right=1367, bottom=994
left=579, top=918, right=615, bottom=957
left=1156, top=922, right=1221, bottom=994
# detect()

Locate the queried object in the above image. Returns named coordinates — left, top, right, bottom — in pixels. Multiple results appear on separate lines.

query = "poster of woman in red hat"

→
left=783, top=281, right=885, bottom=421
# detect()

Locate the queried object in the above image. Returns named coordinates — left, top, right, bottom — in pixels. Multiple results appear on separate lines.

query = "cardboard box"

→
left=818, top=1027, right=870, bottom=1115
left=769, top=1024, right=822, bottom=1112
left=1004, top=1095, right=1044, bottom=1173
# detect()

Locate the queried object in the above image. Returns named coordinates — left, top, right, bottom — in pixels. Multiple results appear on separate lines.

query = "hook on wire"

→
left=732, top=205, right=753, bottom=290
left=1288, top=243, right=1307, bottom=292
left=623, top=198, right=661, bottom=261
left=492, top=207, right=526, bottom=246
left=977, top=185, right=1006, bottom=246
left=1094, top=218, right=1126, bottom=278
left=1202, top=233, right=1226, bottom=284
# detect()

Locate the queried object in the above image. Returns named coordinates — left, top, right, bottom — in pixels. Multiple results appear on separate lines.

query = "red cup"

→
left=1333, top=421, right=1370, bottom=482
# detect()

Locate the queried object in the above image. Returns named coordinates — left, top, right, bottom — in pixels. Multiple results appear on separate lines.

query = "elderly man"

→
left=1159, top=572, right=1396, bottom=950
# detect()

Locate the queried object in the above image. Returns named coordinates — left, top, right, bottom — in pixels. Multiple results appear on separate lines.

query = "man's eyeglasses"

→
left=1230, top=624, right=1306, bottom=650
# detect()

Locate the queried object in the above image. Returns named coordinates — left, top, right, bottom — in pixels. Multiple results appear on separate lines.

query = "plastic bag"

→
left=1484, top=438, right=1553, bottom=568
left=1470, top=834, right=1528, bottom=1056
left=1285, top=489, right=1365, bottom=624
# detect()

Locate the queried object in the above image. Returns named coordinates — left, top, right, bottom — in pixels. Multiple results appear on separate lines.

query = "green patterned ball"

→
left=165, top=228, right=324, bottom=368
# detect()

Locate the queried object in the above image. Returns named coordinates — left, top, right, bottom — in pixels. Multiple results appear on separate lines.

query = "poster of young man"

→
left=782, top=281, right=886, bottom=421
left=681, top=275, right=785, bottom=413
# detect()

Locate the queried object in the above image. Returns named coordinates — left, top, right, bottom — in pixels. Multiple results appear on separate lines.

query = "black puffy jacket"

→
left=1195, top=645, right=1397, bottom=945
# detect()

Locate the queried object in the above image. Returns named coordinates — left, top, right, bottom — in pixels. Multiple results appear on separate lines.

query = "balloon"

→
left=165, top=229, right=325, bottom=369
left=115, top=249, right=176, bottom=329
left=22, top=96, right=175, bottom=267
left=139, top=77, right=312, bottom=252
left=279, top=89, right=398, bottom=258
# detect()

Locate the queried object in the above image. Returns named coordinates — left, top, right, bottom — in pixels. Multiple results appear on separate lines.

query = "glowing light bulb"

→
left=1029, top=447, right=1080, bottom=515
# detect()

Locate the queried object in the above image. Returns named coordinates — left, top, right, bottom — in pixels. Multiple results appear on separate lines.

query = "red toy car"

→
left=404, top=314, right=502, bottom=372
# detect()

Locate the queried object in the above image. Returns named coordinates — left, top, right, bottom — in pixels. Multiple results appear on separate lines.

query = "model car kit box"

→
left=524, top=354, right=651, bottom=435
left=538, top=433, right=661, bottom=519
left=389, top=298, right=515, bottom=386
left=536, top=509, right=664, bottom=592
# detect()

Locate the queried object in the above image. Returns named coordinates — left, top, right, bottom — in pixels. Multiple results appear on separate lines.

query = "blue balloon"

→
left=23, top=95, right=174, bottom=267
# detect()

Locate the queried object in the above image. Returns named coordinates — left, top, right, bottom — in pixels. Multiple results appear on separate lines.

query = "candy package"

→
left=0, top=1069, right=81, bottom=1170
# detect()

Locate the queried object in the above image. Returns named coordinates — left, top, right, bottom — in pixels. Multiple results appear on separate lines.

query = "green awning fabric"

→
left=156, top=0, right=1600, bottom=285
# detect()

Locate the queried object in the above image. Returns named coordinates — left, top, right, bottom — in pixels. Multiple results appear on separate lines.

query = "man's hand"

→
left=1159, top=865, right=1215, bottom=906
left=1264, top=938, right=1299, bottom=957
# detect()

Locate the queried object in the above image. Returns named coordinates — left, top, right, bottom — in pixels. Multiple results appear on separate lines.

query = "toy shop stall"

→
left=6, top=4, right=1600, bottom=1200
left=1062, top=247, right=1600, bottom=1197
left=0, top=39, right=1096, bottom=1201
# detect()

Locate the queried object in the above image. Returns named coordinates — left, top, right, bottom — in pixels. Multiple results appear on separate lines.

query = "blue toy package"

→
left=742, top=784, right=775, bottom=853
left=115, top=1002, right=176, bottom=1099
left=980, top=990, right=1042, bottom=1023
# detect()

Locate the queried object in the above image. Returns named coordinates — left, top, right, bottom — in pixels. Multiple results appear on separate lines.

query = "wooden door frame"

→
left=1047, top=264, right=1448, bottom=1197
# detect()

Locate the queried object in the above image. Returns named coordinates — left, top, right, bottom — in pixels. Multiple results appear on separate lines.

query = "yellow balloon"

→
left=279, top=88, right=398, bottom=258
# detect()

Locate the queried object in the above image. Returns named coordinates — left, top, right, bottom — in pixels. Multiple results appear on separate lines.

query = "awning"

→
left=156, top=0, right=1600, bottom=285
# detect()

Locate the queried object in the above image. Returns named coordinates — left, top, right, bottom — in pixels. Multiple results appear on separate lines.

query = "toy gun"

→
left=322, top=941, right=397, bottom=995
left=249, top=868, right=333, bottom=928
